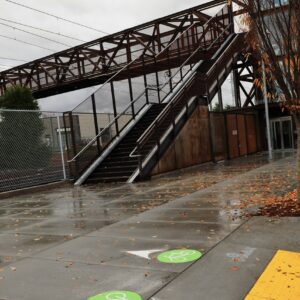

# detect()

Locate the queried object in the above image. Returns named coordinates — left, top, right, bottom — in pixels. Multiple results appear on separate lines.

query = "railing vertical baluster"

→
left=167, top=47, right=173, bottom=92
left=155, top=62, right=161, bottom=103
left=187, top=27, right=191, bottom=55
left=191, top=25, right=196, bottom=51
left=141, top=56, right=149, bottom=105
left=91, top=94, right=101, bottom=154
left=203, top=26, right=207, bottom=48
left=221, top=7, right=225, bottom=27
left=228, top=2, right=234, bottom=34
left=177, top=39, right=183, bottom=80
left=128, top=77, right=135, bottom=118
left=110, top=81, right=119, bottom=135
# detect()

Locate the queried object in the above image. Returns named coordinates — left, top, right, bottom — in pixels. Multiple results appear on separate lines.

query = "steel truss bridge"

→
left=0, top=0, right=262, bottom=184
left=0, top=0, right=255, bottom=106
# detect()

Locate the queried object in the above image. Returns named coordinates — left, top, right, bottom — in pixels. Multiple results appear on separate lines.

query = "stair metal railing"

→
left=204, top=33, right=247, bottom=100
left=68, top=3, right=232, bottom=178
left=129, top=7, right=237, bottom=179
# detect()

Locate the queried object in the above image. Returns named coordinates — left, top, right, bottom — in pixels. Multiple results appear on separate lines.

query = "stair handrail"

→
left=68, top=4, right=231, bottom=165
left=68, top=89, right=148, bottom=163
left=206, top=33, right=246, bottom=77
left=131, top=4, right=233, bottom=147
left=204, top=33, right=246, bottom=100
left=68, top=24, right=201, bottom=163
left=71, top=54, right=145, bottom=113
left=131, top=19, right=233, bottom=157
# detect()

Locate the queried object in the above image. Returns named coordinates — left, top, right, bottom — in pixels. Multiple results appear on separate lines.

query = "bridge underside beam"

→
left=0, top=0, right=228, bottom=99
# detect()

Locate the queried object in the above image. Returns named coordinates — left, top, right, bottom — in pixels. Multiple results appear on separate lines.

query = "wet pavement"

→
left=0, top=151, right=296, bottom=299
left=152, top=217, right=300, bottom=300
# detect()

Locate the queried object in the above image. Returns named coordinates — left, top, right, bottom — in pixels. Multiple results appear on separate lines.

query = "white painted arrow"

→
left=125, top=249, right=165, bottom=260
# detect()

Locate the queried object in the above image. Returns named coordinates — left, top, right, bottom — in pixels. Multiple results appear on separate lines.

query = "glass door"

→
left=282, top=120, right=294, bottom=149
left=270, top=117, right=294, bottom=150
left=271, top=121, right=282, bottom=150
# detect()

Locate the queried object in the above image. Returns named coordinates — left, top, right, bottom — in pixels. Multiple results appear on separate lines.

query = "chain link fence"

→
left=0, top=110, right=69, bottom=192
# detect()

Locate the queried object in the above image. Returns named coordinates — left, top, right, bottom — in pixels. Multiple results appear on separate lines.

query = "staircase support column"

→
left=232, top=70, right=241, bottom=108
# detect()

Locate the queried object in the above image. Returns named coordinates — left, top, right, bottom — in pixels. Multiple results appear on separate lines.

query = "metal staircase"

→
left=87, top=104, right=166, bottom=183
left=129, top=33, right=246, bottom=182
left=65, top=4, right=248, bottom=185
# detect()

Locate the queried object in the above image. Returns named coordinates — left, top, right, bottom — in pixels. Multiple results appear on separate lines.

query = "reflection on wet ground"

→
left=0, top=152, right=295, bottom=260
left=0, top=151, right=296, bottom=300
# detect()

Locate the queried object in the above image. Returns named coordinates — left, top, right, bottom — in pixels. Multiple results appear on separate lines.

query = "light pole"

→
left=262, top=59, right=273, bottom=160
left=260, top=27, right=273, bottom=160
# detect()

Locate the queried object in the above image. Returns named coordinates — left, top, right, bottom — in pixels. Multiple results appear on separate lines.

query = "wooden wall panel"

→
left=246, top=115, right=257, bottom=153
left=151, top=106, right=212, bottom=176
left=237, top=114, right=247, bottom=156
left=210, top=113, right=227, bottom=161
left=151, top=145, right=177, bottom=175
left=151, top=109, right=259, bottom=177
left=226, top=114, right=239, bottom=159
left=198, top=106, right=212, bottom=163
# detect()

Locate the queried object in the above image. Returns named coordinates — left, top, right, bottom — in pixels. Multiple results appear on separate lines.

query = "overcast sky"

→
left=0, top=0, right=235, bottom=111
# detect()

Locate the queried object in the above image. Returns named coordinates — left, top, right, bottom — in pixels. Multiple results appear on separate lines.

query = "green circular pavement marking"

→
left=88, top=291, right=142, bottom=300
left=157, top=249, right=203, bottom=264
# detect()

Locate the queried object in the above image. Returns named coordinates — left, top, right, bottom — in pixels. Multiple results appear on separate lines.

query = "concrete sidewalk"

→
left=0, top=152, right=297, bottom=300
left=151, top=217, right=300, bottom=300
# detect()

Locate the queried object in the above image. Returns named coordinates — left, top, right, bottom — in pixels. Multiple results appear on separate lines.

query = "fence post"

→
left=68, top=111, right=79, bottom=177
left=57, top=115, right=67, bottom=180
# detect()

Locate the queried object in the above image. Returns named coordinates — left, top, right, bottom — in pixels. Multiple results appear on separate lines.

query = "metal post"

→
left=57, top=115, right=67, bottom=180
left=228, top=3, right=234, bottom=34
left=155, top=70, right=161, bottom=103
left=128, top=78, right=135, bottom=117
left=63, top=112, right=71, bottom=160
left=68, top=111, right=79, bottom=177
left=49, top=115, right=54, bottom=149
left=262, top=60, right=273, bottom=160
left=231, top=71, right=239, bottom=107
left=167, top=48, right=173, bottom=92
left=110, top=81, right=119, bottom=135
left=91, top=94, right=101, bottom=154
left=141, top=57, right=149, bottom=105
left=177, top=39, right=183, bottom=79
left=217, top=83, right=223, bottom=111
left=68, top=111, right=77, bottom=158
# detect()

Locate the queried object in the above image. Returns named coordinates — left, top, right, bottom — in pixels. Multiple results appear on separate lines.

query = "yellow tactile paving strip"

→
left=245, top=250, right=300, bottom=300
